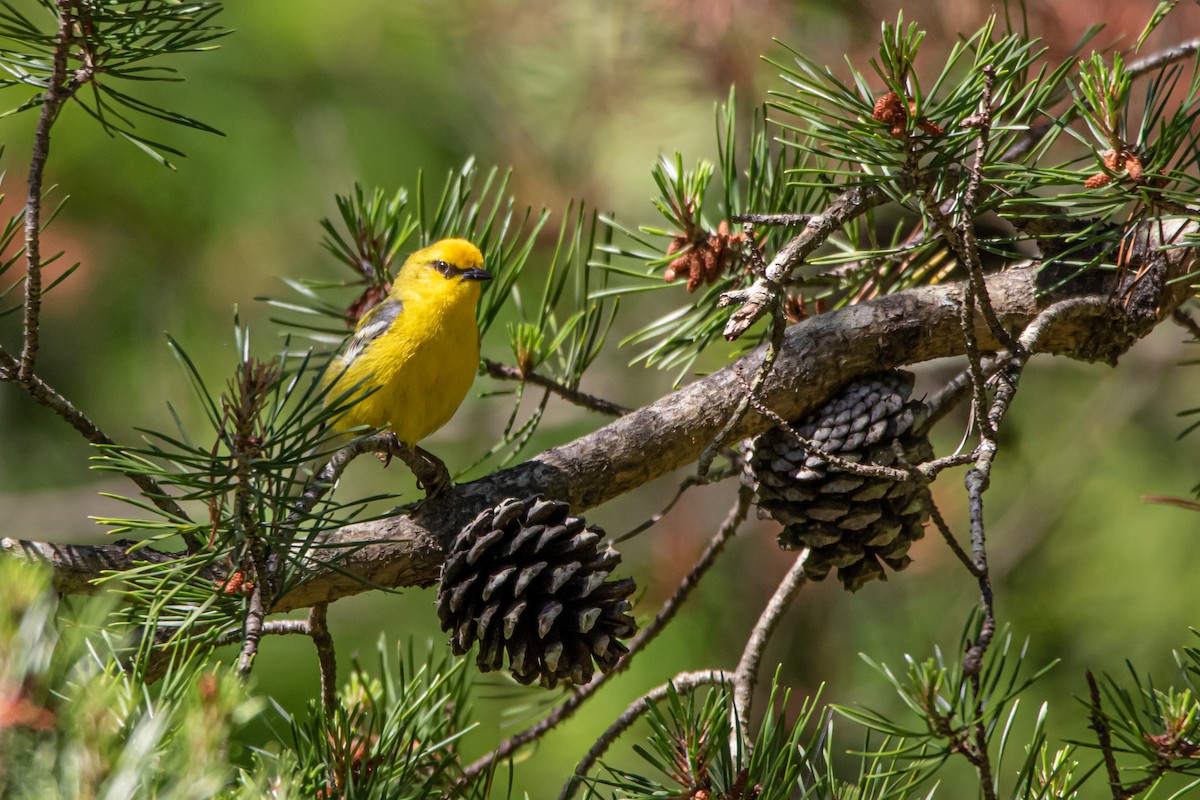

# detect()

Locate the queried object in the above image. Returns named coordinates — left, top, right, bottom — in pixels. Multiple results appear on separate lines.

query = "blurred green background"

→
left=2, top=0, right=1199, bottom=795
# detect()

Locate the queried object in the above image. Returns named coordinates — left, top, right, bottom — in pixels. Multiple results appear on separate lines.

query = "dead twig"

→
left=732, top=549, right=809, bottom=729
left=309, top=603, right=337, bottom=713
left=720, top=183, right=893, bottom=340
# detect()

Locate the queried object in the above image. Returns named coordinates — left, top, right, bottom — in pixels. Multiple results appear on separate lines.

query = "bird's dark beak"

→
left=461, top=267, right=492, bottom=281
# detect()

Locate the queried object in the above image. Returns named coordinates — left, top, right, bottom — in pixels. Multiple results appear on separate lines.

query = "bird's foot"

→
left=382, top=436, right=452, bottom=499
left=412, top=445, right=452, bottom=499
left=376, top=432, right=402, bottom=466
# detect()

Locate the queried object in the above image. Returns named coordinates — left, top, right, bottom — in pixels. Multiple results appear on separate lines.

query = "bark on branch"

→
left=3, top=255, right=1191, bottom=615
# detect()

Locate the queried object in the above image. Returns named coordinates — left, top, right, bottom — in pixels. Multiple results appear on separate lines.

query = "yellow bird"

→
left=326, top=238, right=491, bottom=492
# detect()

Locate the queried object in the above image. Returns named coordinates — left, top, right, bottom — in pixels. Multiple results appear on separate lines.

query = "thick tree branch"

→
left=5, top=250, right=1193, bottom=615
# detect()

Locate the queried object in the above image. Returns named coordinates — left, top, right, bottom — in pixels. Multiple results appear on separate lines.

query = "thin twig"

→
left=918, top=452, right=979, bottom=478
left=957, top=65, right=1018, bottom=353
left=1171, top=307, right=1200, bottom=342
left=699, top=299, right=786, bottom=476
left=921, top=484, right=979, bottom=576
left=557, top=670, right=733, bottom=800
left=211, top=618, right=310, bottom=648
left=721, top=183, right=893, bottom=339
left=483, top=359, right=630, bottom=417
left=733, top=549, right=809, bottom=729
left=19, top=1, right=78, bottom=382
left=237, top=581, right=266, bottom=678
left=0, top=347, right=198, bottom=548
left=1118, top=769, right=1167, bottom=798
left=730, top=212, right=815, bottom=226
left=1088, top=670, right=1127, bottom=800
left=458, top=485, right=753, bottom=784
left=309, top=602, right=337, bottom=713
left=958, top=254, right=996, bottom=442
left=1127, top=37, right=1200, bottom=80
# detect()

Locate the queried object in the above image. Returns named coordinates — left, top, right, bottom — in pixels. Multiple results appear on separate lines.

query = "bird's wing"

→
left=342, top=297, right=403, bottom=362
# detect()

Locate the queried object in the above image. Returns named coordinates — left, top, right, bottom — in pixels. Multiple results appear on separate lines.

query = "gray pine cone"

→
left=437, top=495, right=638, bottom=688
left=752, top=371, right=933, bottom=592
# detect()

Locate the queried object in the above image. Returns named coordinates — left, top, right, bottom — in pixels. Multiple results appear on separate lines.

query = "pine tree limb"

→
left=4, top=249, right=1193, bottom=635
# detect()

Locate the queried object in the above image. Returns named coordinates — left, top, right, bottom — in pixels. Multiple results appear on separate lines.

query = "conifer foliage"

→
left=2, top=2, right=1200, bottom=798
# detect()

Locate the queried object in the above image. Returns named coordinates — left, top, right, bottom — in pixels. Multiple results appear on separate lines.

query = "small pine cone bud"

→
left=346, top=283, right=391, bottom=325
left=437, top=496, right=638, bottom=688
left=872, top=91, right=907, bottom=135
left=750, top=371, right=933, bottom=592
left=1124, top=153, right=1144, bottom=180
left=916, top=117, right=944, bottom=137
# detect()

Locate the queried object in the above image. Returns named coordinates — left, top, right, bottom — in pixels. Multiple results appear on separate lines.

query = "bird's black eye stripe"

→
left=431, top=259, right=461, bottom=278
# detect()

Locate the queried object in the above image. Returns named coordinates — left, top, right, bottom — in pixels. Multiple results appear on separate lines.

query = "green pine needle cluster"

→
left=0, top=0, right=228, bottom=167
left=0, top=560, right=498, bottom=799
left=4, top=2, right=1200, bottom=799
left=600, top=11, right=1200, bottom=378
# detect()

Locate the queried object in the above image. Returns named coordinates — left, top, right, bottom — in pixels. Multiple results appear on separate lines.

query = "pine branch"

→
left=701, top=286, right=785, bottom=475
left=4, top=250, right=1193, bottom=671
left=19, top=0, right=84, bottom=382
left=309, top=602, right=337, bottom=713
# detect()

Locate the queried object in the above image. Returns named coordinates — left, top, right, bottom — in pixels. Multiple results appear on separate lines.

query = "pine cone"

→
left=437, top=496, right=638, bottom=688
left=751, top=371, right=933, bottom=592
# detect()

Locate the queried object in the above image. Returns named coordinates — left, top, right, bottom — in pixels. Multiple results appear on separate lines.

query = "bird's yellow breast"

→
left=327, top=240, right=485, bottom=444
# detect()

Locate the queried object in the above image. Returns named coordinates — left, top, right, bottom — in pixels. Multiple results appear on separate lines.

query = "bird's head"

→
left=401, top=239, right=492, bottom=294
